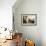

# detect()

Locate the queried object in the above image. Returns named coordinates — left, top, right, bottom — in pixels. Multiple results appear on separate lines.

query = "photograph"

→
left=21, top=14, right=37, bottom=26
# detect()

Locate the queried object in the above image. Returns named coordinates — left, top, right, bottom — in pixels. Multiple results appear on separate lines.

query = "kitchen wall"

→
left=13, top=0, right=41, bottom=46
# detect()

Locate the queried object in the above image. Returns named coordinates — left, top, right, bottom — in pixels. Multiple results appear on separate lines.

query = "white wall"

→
left=13, top=0, right=41, bottom=46
left=0, top=0, right=16, bottom=30
left=41, top=0, right=46, bottom=46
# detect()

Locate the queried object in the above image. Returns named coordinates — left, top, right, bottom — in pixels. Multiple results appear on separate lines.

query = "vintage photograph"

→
left=21, top=14, right=37, bottom=26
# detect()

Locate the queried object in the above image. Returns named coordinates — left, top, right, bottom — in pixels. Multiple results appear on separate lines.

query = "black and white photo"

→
left=21, top=14, right=37, bottom=26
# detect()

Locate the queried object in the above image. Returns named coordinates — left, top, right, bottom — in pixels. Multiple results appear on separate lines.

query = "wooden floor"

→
left=0, top=39, right=16, bottom=46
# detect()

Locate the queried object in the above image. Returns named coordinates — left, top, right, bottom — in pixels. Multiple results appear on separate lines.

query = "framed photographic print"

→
left=21, top=14, right=37, bottom=26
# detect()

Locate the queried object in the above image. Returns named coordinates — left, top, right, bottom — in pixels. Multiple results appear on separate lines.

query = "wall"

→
left=13, top=0, right=41, bottom=46
left=41, top=0, right=46, bottom=46
left=0, top=0, right=16, bottom=30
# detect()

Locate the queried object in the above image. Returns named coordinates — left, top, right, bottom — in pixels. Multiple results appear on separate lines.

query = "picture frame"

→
left=21, top=14, right=37, bottom=26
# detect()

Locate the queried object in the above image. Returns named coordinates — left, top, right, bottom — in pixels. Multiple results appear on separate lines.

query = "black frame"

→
left=21, top=14, right=37, bottom=26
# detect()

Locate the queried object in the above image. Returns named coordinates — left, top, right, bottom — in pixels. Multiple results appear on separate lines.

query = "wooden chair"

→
left=15, top=33, right=23, bottom=46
